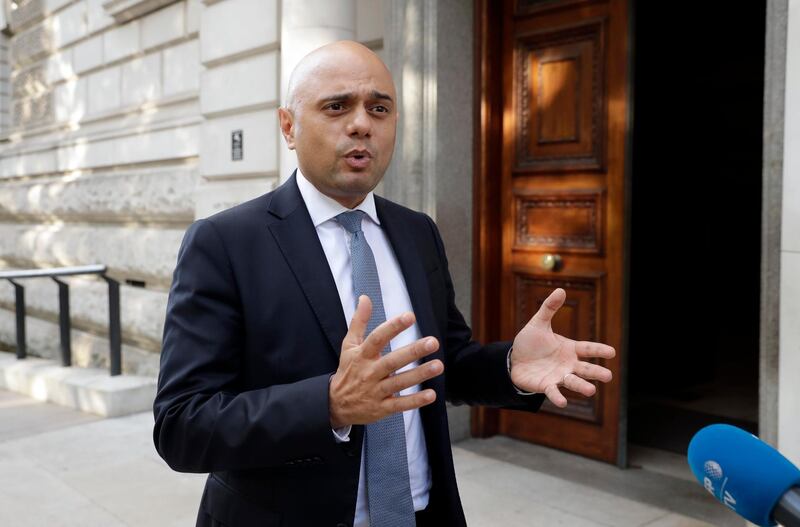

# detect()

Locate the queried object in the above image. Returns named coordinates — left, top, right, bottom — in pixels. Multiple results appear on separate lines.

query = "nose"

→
left=346, top=106, right=372, bottom=138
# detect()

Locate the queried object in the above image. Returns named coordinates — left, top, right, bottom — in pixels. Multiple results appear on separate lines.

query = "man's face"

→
left=279, top=50, right=398, bottom=208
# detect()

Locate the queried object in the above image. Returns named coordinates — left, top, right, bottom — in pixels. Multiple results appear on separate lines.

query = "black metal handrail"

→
left=1, top=265, right=122, bottom=376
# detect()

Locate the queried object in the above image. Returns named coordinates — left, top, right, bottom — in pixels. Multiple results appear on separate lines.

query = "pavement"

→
left=0, top=389, right=746, bottom=526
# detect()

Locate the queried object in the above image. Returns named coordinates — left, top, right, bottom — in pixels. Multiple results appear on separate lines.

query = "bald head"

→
left=284, top=41, right=395, bottom=113
left=278, top=40, right=399, bottom=209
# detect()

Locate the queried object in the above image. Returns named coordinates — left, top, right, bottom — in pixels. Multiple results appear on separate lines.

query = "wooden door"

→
left=473, top=0, right=630, bottom=464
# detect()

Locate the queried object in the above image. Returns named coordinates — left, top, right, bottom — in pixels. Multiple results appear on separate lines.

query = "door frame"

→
left=471, top=0, right=505, bottom=439
left=471, top=0, right=634, bottom=467
left=759, top=0, right=787, bottom=447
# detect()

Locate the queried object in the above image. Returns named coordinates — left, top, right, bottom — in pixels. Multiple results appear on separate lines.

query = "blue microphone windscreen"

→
left=688, top=424, right=800, bottom=527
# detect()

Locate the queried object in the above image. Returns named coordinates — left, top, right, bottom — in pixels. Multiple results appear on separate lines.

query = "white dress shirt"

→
left=295, top=170, right=431, bottom=526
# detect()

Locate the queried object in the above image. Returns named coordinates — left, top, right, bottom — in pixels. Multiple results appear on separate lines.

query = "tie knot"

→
left=335, top=210, right=366, bottom=234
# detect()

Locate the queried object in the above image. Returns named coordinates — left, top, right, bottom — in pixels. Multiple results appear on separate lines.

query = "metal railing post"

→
left=104, top=276, right=122, bottom=376
left=9, top=279, right=26, bottom=359
left=52, top=278, right=72, bottom=367
left=2, top=265, right=121, bottom=376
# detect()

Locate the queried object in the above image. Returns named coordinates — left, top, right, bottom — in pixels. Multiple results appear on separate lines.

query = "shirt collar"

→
left=296, top=168, right=380, bottom=228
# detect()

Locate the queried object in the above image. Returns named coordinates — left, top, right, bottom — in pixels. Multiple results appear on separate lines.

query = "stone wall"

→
left=0, top=0, right=201, bottom=374
left=0, top=33, right=9, bottom=131
left=0, top=0, right=386, bottom=376
left=198, top=0, right=383, bottom=214
left=196, top=0, right=280, bottom=218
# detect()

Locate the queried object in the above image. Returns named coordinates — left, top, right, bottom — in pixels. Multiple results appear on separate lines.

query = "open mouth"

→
left=345, top=149, right=372, bottom=159
left=344, top=150, right=373, bottom=169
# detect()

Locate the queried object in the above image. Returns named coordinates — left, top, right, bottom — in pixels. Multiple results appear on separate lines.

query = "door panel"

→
left=513, top=188, right=605, bottom=254
left=473, top=0, right=629, bottom=464
left=515, top=19, right=606, bottom=171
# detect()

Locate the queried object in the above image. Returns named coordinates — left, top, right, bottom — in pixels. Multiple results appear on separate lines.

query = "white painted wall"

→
left=779, top=0, right=800, bottom=467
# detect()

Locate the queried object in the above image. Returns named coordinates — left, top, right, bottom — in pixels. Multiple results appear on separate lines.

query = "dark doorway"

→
left=627, top=0, right=766, bottom=455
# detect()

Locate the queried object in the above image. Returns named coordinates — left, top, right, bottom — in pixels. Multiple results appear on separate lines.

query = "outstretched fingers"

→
left=574, top=361, right=613, bottom=383
left=544, top=383, right=568, bottom=408
left=360, top=309, right=416, bottom=359
left=575, top=341, right=616, bottom=360
left=376, top=337, right=440, bottom=379
left=379, top=359, right=443, bottom=397
left=382, top=389, right=437, bottom=414
left=562, top=372, right=597, bottom=397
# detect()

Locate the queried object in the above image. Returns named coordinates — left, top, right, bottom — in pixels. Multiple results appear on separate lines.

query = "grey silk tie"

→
left=335, top=210, right=416, bottom=527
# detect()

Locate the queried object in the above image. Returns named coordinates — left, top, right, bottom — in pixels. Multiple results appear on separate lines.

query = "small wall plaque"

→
left=232, top=130, right=243, bottom=161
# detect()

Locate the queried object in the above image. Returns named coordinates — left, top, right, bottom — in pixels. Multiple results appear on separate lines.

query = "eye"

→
left=325, top=102, right=345, bottom=111
left=371, top=105, right=390, bottom=113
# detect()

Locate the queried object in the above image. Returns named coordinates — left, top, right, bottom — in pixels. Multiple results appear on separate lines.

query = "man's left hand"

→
left=509, top=288, right=615, bottom=408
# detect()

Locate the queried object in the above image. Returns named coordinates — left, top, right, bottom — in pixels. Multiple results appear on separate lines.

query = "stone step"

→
left=0, top=351, right=156, bottom=417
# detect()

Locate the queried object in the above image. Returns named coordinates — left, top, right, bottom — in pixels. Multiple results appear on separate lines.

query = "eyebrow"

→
left=318, top=90, right=394, bottom=104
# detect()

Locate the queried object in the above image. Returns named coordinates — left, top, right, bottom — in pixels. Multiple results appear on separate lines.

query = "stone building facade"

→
left=0, top=0, right=203, bottom=377
left=0, top=0, right=391, bottom=378
left=0, top=0, right=798, bottom=464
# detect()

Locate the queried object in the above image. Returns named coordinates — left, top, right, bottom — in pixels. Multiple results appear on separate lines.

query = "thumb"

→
left=530, top=288, right=566, bottom=329
left=345, top=295, right=372, bottom=347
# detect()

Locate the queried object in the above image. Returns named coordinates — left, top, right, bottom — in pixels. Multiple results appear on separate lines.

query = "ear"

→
left=278, top=107, right=296, bottom=150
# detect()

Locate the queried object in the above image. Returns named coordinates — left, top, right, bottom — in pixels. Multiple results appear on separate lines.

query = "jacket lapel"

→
left=376, top=199, right=449, bottom=464
left=376, top=197, right=441, bottom=347
left=267, top=174, right=347, bottom=359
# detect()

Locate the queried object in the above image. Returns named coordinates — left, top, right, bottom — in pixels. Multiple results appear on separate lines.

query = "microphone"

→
left=687, top=424, right=800, bottom=527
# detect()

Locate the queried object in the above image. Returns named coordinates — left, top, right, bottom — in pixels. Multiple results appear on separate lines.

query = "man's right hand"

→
left=329, top=295, right=443, bottom=429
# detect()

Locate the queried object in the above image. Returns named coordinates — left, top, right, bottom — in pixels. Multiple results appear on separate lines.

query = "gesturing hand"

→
left=510, top=288, right=615, bottom=408
left=329, top=295, right=443, bottom=428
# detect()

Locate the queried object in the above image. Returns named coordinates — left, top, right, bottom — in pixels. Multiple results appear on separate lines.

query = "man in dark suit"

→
left=153, top=41, right=615, bottom=526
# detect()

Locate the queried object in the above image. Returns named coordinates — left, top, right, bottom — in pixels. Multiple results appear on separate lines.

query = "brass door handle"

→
left=541, top=254, right=562, bottom=271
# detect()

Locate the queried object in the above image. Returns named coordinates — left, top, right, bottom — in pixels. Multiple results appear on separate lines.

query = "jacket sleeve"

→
left=423, top=215, right=545, bottom=412
left=153, top=219, right=342, bottom=473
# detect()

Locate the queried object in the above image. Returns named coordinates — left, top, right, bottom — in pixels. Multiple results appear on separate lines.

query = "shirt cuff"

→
left=329, top=373, right=352, bottom=442
left=507, top=347, right=538, bottom=396
left=332, top=425, right=352, bottom=443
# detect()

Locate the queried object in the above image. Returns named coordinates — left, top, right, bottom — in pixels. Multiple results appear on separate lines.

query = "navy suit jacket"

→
left=153, top=174, right=544, bottom=526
